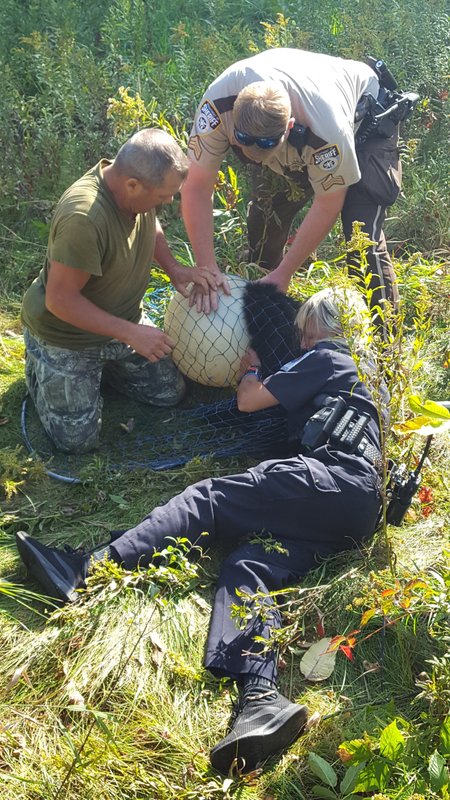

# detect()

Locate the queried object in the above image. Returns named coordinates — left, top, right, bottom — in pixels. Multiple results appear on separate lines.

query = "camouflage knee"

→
left=24, top=330, right=102, bottom=453
left=103, top=353, right=186, bottom=406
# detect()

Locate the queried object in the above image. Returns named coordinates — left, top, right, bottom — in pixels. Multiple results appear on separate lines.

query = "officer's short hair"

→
left=233, top=81, right=291, bottom=137
left=114, top=128, right=189, bottom=186
left=296, top=287, right=370, bottom=349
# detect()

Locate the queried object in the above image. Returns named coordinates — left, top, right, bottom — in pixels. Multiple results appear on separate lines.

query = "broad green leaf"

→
left=340, top=762, right=366, bottom=795
left=311, top=785, right=337, bottom=799
left=408, top=395, right=450, bottom=420
left=300, top=637, right=337, bottom=681
left=429, top=750, right=450, bottom=791
left=338, top=739, right=372, bottom=764
left=393, top=416, right=450, bottom=436
left=308, top=753, right=338, bottom=787
left=109, top=494, right=128, bottom=506
left=439, top=716, right=450, bottom=756
left=353, top=759, right=391, bottom=792
left=379, top=720, right=405, bottom=760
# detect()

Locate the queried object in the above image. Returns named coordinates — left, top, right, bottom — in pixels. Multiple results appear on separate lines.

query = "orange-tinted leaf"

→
left=337, top=746, right=354, bottom=763
left=340, top=645, right=354, bottom=661
left=328, top=635, right=345, bottom=651
left=381, top=589, right=395, bottom=597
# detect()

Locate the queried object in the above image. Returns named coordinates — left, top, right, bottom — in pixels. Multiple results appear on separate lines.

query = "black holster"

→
left=355, top=57, right=419, bottom=145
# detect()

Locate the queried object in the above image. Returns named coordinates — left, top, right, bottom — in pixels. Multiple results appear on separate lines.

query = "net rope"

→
left=21, top=282, right=301, bottom=481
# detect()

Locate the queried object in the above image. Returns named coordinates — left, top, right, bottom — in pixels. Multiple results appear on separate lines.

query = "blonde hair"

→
left=296, top=287, right=370, bottom=351
left=233, top=81, right=291, bottom=137
left=114, top=128, right=189, bottom=186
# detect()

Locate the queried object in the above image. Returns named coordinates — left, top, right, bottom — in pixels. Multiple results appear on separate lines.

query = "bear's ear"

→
left=243, top=283, right=302, bottom=377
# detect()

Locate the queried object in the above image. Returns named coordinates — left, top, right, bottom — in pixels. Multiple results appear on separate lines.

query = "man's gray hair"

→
left=114, top=128, right=189, bottom=186
left=296, top=287, right=370, bottom=349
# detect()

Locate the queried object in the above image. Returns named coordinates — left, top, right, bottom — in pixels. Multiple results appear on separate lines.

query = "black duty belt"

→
left=300, top=393, right=382, bottom=469
left=354, top=437, right=382, bottom=469
left=355, top=57, right=419, bottom=145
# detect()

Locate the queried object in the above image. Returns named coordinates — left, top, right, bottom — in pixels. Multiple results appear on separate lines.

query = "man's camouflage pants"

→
left=24, top=326, right=185, bottom=454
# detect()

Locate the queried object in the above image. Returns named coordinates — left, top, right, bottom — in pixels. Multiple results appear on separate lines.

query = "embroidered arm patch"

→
left=311, top=144, right=341, bottom=171
left=188, top=135, right=203, bottom=161
left=321, top=174, right=345, bottom=191
left=196, top=99, right=221, bottom=134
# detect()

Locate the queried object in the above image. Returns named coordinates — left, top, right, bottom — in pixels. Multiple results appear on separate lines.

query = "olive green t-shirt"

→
left=21, top=160, right=156, bottom=348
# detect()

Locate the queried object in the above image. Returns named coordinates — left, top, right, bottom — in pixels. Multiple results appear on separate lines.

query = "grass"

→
left=0, top=1, right=449, bottom=794
left=1, top=255, right=449, bottom=798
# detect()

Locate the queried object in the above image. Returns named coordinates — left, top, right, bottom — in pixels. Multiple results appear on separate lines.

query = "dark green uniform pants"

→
left=247, top=133, right=401, bottom=324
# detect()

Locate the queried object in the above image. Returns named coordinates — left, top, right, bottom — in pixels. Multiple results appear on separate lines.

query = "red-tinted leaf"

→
left=418, top=486, right=433, bottom=504
left=340, top=645, right=354, bottom=661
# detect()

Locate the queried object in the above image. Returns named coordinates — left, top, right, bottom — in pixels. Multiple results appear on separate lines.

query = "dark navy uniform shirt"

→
left=264, top=341, right=384, bottom=455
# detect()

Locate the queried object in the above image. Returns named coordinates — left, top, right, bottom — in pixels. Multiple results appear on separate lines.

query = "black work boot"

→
left=210, top=677, right=308, bottom=776
left=15, top=531, right=93, bottom=603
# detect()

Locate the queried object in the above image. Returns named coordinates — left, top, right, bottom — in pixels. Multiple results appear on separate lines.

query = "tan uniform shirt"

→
left=21, top=160, right=156, bottom=348
left=187, top=48, right=379, bottom=195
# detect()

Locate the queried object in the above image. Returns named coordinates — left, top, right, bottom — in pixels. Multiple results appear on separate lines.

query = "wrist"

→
left=119, top=319, right=140, bottom=347
left=160, top=260, right=181, bottom=280
left=238, top=365, right=263, bottom=384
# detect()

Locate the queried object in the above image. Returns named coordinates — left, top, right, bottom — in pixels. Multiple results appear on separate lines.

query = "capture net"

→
left=22, top=281, right=302, bottom=482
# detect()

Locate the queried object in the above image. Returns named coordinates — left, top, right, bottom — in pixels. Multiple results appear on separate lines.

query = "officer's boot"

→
left=210, top=674, right=308, bottom=776
left=15, top=531, right=111, bottom=603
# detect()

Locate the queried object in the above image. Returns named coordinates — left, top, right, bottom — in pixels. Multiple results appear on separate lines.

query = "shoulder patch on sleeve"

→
left=311, top=144, right=341, bottom=171
left=279, top=350, right=316, bottom=372
left=196, top=99, right=221, bottom=134
left=188, top=135, right=203, bottom=161
left=321, top=174, right=345, bottom=191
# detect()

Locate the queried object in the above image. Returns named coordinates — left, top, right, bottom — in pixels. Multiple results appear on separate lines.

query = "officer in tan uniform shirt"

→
left=182, top=48, right=402, bottom=321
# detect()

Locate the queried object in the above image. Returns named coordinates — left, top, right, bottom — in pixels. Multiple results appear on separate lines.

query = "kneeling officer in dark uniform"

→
left=16, top=286, right=385, bottom=776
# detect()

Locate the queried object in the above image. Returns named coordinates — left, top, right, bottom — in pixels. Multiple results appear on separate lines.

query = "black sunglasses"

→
left=234, top=128, right=283, bottom=149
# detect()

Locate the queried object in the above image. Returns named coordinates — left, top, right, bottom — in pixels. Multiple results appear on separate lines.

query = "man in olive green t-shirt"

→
left=22, top=128, right=222, bottom=453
